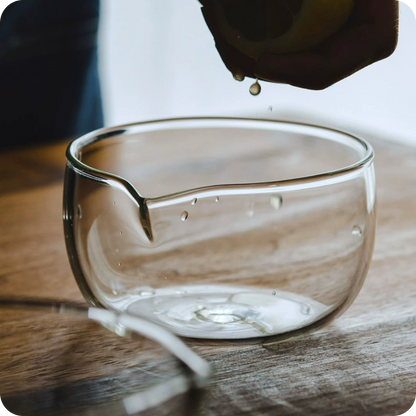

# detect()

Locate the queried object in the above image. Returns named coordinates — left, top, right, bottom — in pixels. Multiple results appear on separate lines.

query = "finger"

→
left=214, top=38, right=256, bottom=79
left=255, top=14, right=397, bottom=90
left=201, top=3, right=256, bottom=78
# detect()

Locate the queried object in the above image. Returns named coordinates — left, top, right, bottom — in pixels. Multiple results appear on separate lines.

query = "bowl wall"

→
left=64, top=118, right=376, bottom=340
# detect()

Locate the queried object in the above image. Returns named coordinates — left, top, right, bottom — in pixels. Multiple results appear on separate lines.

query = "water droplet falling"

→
left=215, top=196, right=220, bottom=202
left=249, top=79, right=261, bottom=96
left=77, top=205, right=82, bottom=219
left=191, top=198, right=197, bottom=205
left=181, top=211, right=188, bottom=221
left=352, top=226, right=363, bottom=236
left=270, top=194, right=283, bottom=210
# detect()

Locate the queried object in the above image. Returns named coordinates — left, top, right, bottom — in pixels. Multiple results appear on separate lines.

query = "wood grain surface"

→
left=0, top=134, right=415, bottom=416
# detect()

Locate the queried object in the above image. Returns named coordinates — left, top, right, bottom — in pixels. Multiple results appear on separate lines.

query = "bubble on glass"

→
left=247, top=202, right=255, bottom=217
left=270, top=194, right=283, bottom=210
left=119, top=231, right=123, bottom=235
left=115, top=248, right=119, bottom=253
left=301, top=304, right=311, bottom=315
left=164, top=277, right=168, bottom=280
left=192, top=198, right=197, bottom=205
left=249, top=79, right=261, bottom=96
left=112, top=290, right=118, bottom=295
left=118, top=262, right=121, bottom=267
left=181, top=211, right=188, bottom=221
left=215, top=196, right=220, bottom=202
left=77, top=205, right=82, bottom=219
left=272, top=291, right=276, bottom=296
left=268, top=106, right=273, bottom=112
left=352, top=225, right=363, bottom=237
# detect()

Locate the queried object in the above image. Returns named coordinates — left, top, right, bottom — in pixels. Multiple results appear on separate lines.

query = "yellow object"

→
left=213, top=0, right=356, bottom=58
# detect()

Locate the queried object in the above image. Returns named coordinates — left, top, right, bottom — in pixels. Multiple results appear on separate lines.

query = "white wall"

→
left=99, top=1, right=416, bottom=145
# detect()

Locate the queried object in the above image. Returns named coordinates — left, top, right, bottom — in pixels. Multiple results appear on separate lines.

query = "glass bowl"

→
left=0, top=299, right=210, bottom=416
left=63, top=118, right=376, bottom=341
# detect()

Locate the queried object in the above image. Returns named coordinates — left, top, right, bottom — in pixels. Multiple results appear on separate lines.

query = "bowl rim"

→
left=66, top=117, right=375, bottom=198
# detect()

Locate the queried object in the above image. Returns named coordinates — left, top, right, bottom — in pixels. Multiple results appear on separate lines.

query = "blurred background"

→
left=98, top=1, right=416, bottom=146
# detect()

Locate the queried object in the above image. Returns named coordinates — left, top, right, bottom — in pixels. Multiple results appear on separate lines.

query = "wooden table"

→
left=0, top=134, right=415, bottom=416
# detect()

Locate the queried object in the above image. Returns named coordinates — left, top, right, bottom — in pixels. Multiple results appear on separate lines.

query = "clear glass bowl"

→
left=0, top=299, right=210, bottom=416
left=63, top=118, right=376, bottom=341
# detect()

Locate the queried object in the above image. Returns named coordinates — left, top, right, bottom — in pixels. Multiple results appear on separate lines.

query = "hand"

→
left=200, top=0, right=399, bottom=90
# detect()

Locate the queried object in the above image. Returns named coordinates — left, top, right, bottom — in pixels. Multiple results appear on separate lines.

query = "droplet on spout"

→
left=249, top=79, right=261, bottom=96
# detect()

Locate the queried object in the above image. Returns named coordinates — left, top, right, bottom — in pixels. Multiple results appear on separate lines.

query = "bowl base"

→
left=126, top=285, right=329, bottom=339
